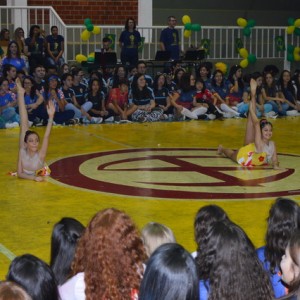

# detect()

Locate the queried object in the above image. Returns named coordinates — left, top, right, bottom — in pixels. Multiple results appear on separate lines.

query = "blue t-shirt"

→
left=24, top=93, right=38, bottom=105
left=46, top=34, right=64, bottom=56
left=2, top=57, right=26, bottom=71
left=0, top=92, right=13, bottom=107
left=25, top=36, right=45, bottom=55
left=211, top=83, right=230, bottom=99
left=256, top=246, right=287, bottom=298
left=154, top=87, right=169, bottom=106
left=130, top=87, right=154, bottom=106
left=160, top=27, right=180, bottom=60
left=119, top=30, right=141, bottom=49
left=178, top=89, right=196, bottom=103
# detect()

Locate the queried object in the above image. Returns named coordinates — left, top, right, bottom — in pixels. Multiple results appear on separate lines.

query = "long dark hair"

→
left=194, top=205, right=229, bottom=251
left=6, top=40, right=21, bottom=58
left=179, top=72, right=195, bottom=93
left=211, top=70, right=225, bottom=88
left=50, top=217, right=85, bottom=285
left=196, top=220, right=273, bottom=300
left=139, top=243, right=199, bottom=300
left=131, top=73, right=153, bottom=102
left=228, top=64, right=244, bottom=89
left=265, top=197, right=300, bottom=274
left=7, top=254, right=59, bottom=300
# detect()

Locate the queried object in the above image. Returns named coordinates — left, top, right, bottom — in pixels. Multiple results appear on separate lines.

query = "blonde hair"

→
left=141, top=222, right=176, bottom=257
left=0, top=281, right=32, bottom=300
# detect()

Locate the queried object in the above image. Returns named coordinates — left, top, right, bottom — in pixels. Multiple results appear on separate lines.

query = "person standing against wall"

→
left=160, top=16, right=180, bottom=60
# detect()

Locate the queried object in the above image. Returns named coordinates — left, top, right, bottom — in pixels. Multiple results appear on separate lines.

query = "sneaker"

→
left=160, top=114, right=168, bottom=121
left=5, top=122, right=19, bottom=128
left=66, top=118, right=79, bottom=125
left=91, top=117, right=103, bottom=124
left=28, top=121, right=34, bottom=127
left=114, top=116, right=121, bottom=122
left=206, top=114, right=216, bottom=120
left=264, top=111, right=276, bottom=118
left=223, top=112, right=235, bottom=118
left=105, top=116, right=114, bottom=122
left=238, top=112, right=247, bottom=118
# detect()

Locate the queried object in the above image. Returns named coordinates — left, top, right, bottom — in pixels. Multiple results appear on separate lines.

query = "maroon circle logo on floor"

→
left=49, top=148, right=300, bottom=200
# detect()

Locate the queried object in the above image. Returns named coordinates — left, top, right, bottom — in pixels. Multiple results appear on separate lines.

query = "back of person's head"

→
left=50, top=217, right=85, bottom=285
left=196, top=220, right=273, bottom=300
left=194, top=205, right=229, bottom=249
left=0, top=281, right=32, bottom=300
left=265, top=197, right=300, bottom=274
left=71, top=208, right=146, bottom=299
left=6, top=254, right=59, bottom=300
left=141, top=222, right=176, bottom=257
left=139, top=243, right=199, bottom=300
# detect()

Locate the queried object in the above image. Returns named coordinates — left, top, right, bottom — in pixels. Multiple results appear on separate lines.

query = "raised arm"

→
left=16, top=78, right=28, bottom=149
left=249, top=79, right=264, bottom=151
left=38, top=100, right=55, bottom=163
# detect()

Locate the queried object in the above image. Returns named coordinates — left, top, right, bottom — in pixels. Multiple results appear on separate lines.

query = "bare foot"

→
left=217, top=144, right=223, bottom=155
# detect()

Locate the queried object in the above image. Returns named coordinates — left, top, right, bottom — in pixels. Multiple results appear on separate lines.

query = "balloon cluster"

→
left=182, top=15, right=201, bottom=38
left=81, top=18, right=101, bottom=41
left=286, top=18, right=300, bottom=35
left=75, top=18, right=101, bottom=63
left=287, top=44, right=300, bottom=62
left=236, top=18, right=256, bottom=37
left=238, top=48, right=257, bottom=68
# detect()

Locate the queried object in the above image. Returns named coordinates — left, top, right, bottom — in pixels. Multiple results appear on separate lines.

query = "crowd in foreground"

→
left=1, top=197, right=300, bottom=299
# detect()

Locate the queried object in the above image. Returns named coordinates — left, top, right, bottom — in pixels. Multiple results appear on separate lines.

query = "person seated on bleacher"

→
left=106, top=65, right=128, bottom=91
left=46, top=25, right=65, bottom=68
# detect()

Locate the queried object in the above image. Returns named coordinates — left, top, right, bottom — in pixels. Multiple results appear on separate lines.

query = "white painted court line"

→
left=0, top=243, right=16, bottom=260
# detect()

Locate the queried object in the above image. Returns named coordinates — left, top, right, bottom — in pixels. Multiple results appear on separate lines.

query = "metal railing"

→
left=1, top=6, right=299, bottom=69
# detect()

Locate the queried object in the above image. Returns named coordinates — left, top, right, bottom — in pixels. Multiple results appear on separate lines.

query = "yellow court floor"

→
left=1, top=117, right=300, bottom=279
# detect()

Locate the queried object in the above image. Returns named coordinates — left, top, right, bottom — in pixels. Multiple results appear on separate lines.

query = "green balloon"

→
left=248, top=54, right=257, bottom=64
left=87, top=57, right=95, bottom=62
left=86, top=24, right=94, bottom=32
left=247, top=19, right=256, bottom=28
left=84, top=18, right=92, bottom=26
left=295, top=27, right=300, bottom=36
left=287, top=44, right=295, bottom=53
left=184, top=23, right=192, bottom=30
left=287, top=52, right=295, bottom=62
left=288, top=17, right=295, bottom=26
left=191, top=23, right=201, bottom=31
left=243, top=27, right=251, bottom=37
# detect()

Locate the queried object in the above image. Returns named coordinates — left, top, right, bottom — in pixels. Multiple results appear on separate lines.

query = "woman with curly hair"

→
left=256, top=197, right=300, bottom=298
left=59, top=208, right=147, bottom=300
left=196, top=220, right=273, bottom=300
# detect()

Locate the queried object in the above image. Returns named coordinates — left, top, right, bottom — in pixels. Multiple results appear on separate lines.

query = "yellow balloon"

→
left=92, top=26, right=101, bottom=35
left=184, top=30, right=192, bottom=38
left=182, top=15, right=191, bottom=25
left=81, top=29, right=91, bottom=41
left=215, top=62, right=227, bottom=75
left=239, top=48, right=249, bottom=59
left=237, top=18, right=247, bottom=28
left=240, top=59, right=249, bottom=68
left=294, top=53, right=300, bottom=61
left=287, top=26, right=295, bottom=34
left=75, top=54, right=87, bottom=63
left=295, top=19, right=300, bottom=27
left=88, top=52, right=95, bottom=58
